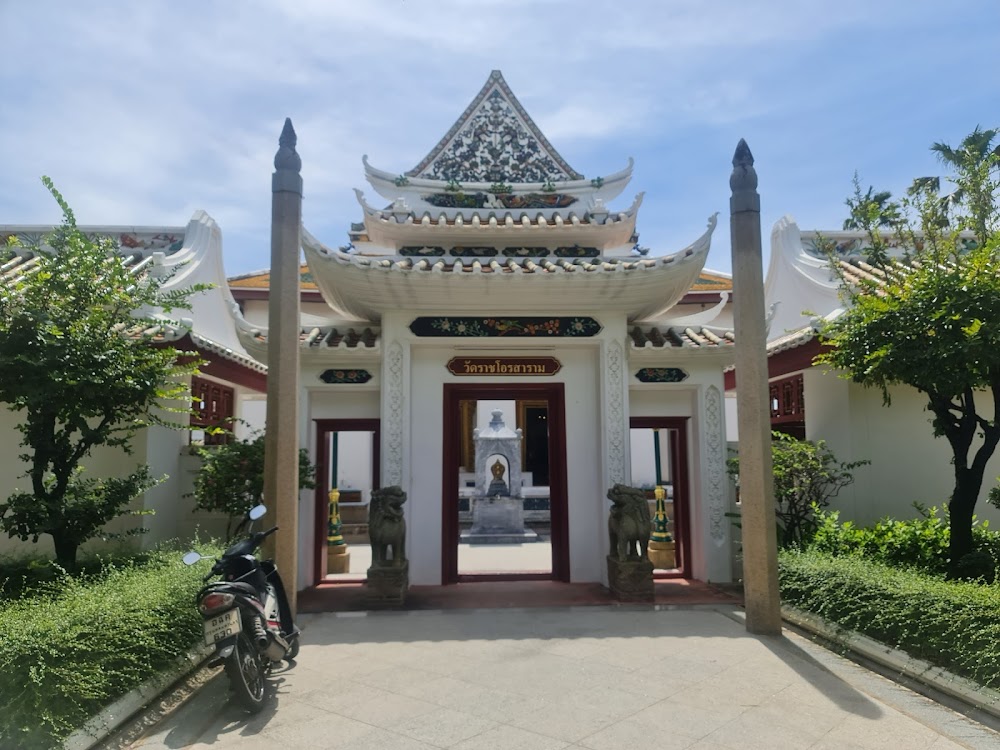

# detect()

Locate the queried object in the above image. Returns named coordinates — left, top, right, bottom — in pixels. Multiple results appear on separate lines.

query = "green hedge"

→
left=0, top=544, right=220, bottom=748
left=779, top=549, right=1000, bottom=690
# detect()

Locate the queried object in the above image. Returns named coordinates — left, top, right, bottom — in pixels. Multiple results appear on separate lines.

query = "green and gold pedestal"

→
left=648, top=485, right=675, bottom=569
left=648, top=539, right=676, bottom=569
left=327, top=488, right=350, bottom=574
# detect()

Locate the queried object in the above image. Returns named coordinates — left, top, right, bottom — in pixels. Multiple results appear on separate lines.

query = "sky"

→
left=1, top=0, right=998, bottom=277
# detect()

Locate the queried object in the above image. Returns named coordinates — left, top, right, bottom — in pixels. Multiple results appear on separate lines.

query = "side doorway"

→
left=313, top=418, right=380, bottom=582
left=629, top=417, right=692, bottom=579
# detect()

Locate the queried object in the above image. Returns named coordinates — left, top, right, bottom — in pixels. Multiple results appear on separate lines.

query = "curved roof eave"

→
left=301, top=213, right=717, bottom=322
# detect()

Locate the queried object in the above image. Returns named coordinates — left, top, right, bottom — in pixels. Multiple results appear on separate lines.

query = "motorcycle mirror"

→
left=248, top=505, right=267, bottom=521
left=182, top=551, right=203, bottom=565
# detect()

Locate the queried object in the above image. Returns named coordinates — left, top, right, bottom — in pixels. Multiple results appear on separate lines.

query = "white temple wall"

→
left=804, top=370, right=1000, bottom=528
left=565, top=346, right=604, bottom=583
left=307, top=388, right=381, bottom=421
left=0, top=409, right=155, bottom=557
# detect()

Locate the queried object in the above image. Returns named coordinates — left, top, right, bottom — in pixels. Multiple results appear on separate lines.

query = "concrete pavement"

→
left=122, top=606, right=999, bottom=750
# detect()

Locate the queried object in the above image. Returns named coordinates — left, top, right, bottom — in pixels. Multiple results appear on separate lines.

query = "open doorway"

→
left=313, top=418, right=379, bottom=583
left=629, top=417, right=691, bottom=579
left=442, top=383, right=569, bottom=583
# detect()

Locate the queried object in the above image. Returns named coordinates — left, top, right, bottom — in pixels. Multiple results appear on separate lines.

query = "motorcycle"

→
left=183, top=504, right=300, bottom=712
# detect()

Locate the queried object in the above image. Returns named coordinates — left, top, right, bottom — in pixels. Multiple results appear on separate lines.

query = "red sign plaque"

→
left=446, top=357, right=562, bottom=377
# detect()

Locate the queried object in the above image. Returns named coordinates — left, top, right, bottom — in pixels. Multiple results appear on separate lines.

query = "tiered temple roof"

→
left=240, top=71, right=728, bottom=354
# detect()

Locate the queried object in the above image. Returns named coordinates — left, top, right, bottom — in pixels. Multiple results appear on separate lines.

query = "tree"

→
left=0, top=179, right=205, bottom=568
left=191, top=429, right=316, bottom=539
left=816, top=127, right=1000, bottom=571
left=728, top=432, right=866, bottom=548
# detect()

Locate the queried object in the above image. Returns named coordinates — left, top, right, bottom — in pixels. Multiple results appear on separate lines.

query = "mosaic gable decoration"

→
left=407, top=71, right=583, bottom=183
left=319, top=369, right=373, bottom=384
left=635, top=367, right=689, bottom=383
left=410, top=317, right=601, bottom=338
left=447, top=357, right=561, bottom=376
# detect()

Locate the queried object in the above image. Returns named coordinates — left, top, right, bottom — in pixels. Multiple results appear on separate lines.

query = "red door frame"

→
left=629, top=416, right=692, bottom=579
left=312, top=418, right=380, bottom=583
left=442, top=383, right=570, bottom=584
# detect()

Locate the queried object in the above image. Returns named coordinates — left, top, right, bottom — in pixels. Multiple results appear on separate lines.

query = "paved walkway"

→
left=125, top=606, right=998, bottom=750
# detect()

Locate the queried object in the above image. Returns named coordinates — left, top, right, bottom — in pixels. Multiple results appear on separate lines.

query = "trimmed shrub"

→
left=810, top=505, right=1000, bottom=577
left=0, top=544, right=221, bottom=748
left=779, top=549, right=1000, bottom=689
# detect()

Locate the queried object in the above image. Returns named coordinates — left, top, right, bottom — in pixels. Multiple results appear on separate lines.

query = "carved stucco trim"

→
left=605, top=339, right=627, bottom=487
left=705, top=384, right=726, bottom=545
left=384, top=341, right=405, bottom=487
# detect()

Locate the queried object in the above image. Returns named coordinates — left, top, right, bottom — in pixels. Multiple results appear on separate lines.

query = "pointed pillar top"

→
left=730, top=139, right=757, bottom=194
left=730, top=138, right=759, bottom=212
left=273, top=117, right=303, bottom=195
left=274, top=117, right=301, bottom=174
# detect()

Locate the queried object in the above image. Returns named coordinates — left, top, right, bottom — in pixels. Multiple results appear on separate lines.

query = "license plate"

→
left=204, top=608, right=241, bottom=645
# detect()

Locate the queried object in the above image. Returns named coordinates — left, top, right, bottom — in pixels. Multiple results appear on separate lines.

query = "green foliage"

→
left=816, top=127, right=1000, bottom=564
left=0, top=543, right=222, bottom=748
left=809, top=504, right=1000, bottom=578
left=0, top=179, right=208, bottom=568
left=192, top=428, right=316, bottom=538
left=779, top=549, right=1000, bottom=690
left=727, top=432, right=866, bottom=548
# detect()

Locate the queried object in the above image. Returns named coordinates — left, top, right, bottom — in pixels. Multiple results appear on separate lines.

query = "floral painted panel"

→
left=635, top=367, right=689, bottom=383
left=409, top=316, right=602, bottom=338
left=423, top=192, right=577, bottom=209
left=319, top=369, right=373, bottom=384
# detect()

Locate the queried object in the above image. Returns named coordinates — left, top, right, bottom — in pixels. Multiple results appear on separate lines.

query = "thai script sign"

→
left=447, top=357, right=561, bottom=376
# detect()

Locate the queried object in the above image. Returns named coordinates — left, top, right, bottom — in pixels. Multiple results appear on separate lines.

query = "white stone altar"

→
left=462, top=410, right=539, bottom=544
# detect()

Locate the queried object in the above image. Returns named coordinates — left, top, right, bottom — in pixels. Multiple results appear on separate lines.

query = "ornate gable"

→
left=407, top=70, right=583, bottom=184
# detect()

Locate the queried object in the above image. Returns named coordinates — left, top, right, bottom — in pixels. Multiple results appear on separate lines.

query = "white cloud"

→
left=1, top=0, right=996, bottom=275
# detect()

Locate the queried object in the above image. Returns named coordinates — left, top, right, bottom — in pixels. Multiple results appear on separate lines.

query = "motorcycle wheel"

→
left=225, top=631, right=266, bottom=713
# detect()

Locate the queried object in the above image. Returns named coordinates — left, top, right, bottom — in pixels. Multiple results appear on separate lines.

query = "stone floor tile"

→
left=700, top=704, right=838, bottom=750
left=575, top=717, right=699, bottom=750
left=437, top=682, right=538, bottom=723
left=385, top=706, right=499, bottom=747
left=630, top=699, right=744, bottom=739
left=510, top=700, right=638, bottom=743
left=333, top=690, right=439, bottom=728
left=450, top=724, right=571, bottom=750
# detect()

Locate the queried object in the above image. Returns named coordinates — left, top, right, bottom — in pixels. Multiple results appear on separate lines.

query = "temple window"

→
left=190, top=376, right=235, bottom=445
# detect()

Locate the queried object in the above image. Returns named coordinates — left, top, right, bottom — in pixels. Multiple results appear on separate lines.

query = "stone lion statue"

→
left=607, top=484, right=652, bottom=562
left=369, top=486, right=407, bottom=567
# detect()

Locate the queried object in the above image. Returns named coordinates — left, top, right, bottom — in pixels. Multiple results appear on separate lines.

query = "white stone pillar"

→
left=601, top=337, right=630, bottom=490
left=381, top=337, right=408, bottom=488
left=730, top=139, right=782, bottom=635
left=264, top=119, right=302, bottom=613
